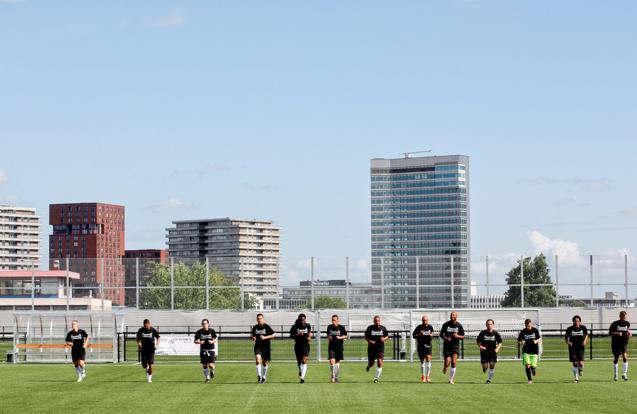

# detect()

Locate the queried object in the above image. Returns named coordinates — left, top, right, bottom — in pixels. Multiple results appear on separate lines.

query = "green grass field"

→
left=0, top=360, right=634, bottom=413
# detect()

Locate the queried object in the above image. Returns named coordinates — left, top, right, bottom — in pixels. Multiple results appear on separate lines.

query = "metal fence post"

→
left=555, top=255, right=560, bottom=307
left=381, top=258, right=385, bottom=309
left=625, top=254, right=629, bottom=307
left=316, top=311, right=321, bottom=362
left=520, top=256, right=525, bottom=308
left=450, top=256, right=455, bottom=309
left=486, top=255, right=490, bottom=299
left=589, top=255, right=594, bottom=307
left=170, top=257, right=175, bottom=311
left=66, top=257, right=70, bottom=311
left=310, top=256, right=315, bottom=311
left=135, top=257, right=140, bottom=310
left=345, top=256, right=350, bottom=310
left=101, top=257, right=105, bottom=311
left=31, top=260, right=35, bottom=311
left=416, top=257, right=420, bottom=309
left=205, top=257, right=210, bottom=311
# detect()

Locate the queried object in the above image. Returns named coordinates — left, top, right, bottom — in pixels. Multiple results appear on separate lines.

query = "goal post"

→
left=12, top=312, right=121, bottom=363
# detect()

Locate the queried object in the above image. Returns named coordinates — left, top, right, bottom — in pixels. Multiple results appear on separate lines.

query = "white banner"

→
left=156, top=335, right=218, bottom=356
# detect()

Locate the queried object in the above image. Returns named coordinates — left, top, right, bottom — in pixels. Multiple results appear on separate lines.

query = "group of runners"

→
left=64, top=310, right=631, bottom=384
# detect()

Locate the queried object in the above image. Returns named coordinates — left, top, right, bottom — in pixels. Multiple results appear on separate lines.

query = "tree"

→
left=502, top=254, right=557, bottom=307
left=141, top=261, right=256, bottom=310
left=312, top=296, right=347, bottom=309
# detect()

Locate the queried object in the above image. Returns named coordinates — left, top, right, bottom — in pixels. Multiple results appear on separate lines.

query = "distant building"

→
left=0, top=206, right=40, bottom=270
left=371, top=154, right=470, bottom=308
left=559, top=292, right=635, bottom=308
left=276, top=279, right=382, bottom=310
left=0, top=270, right=109, bottom=310
left=49, top=202, right=125, bottom=304
left=166, top=218, right=280, bottom=298
left=124, top=249, right=168, bottom=307
left=470, top=294, right=506, bottom=309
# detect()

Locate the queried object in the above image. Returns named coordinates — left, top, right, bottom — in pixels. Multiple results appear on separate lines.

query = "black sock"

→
left=525, top=367, right=532, bottom=381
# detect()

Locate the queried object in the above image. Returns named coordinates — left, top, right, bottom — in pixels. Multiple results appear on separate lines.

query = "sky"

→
left=1, top=1, right=636, bottom=293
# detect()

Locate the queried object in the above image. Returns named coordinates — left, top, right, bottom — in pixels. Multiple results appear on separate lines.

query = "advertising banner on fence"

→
left=156, top=335, right=218, bottom=356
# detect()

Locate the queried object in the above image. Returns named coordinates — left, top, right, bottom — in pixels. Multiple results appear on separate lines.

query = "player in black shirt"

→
left=290, top=313, right=312, bottom=383
left=517, top=319, right=541, bottom=384
left=565, top=315, right=588, bottom=383
left=65, top=320, right=89, bottom=382
left=251, top=313, right=275, bottom=383
left=136, top=319, right=160, bottom=383
left=476, top=319, right=502, bottom=384
left=194, top=318, right=218, bottom=383
left=326, top=314, right=348, bottom=383
left=412, top=314, right=434, bottom=383
left=365, top=315, right=389, bottom=383
left=609, top=310, right=631, bottom=381
left=439, top=311, right=465, bottom=384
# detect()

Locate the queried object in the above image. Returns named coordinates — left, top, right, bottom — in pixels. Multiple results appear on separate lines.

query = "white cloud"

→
left=528, top=230, right=583, bottom=265
left=0, top=0, right=26, bottom=4
left=0, top=194, right=19, bottom=204
left=147, top=11, right=186, bottom=28
left=145, top=197, right=194, bottom=212
left=0, top=170, right=8, bottom=185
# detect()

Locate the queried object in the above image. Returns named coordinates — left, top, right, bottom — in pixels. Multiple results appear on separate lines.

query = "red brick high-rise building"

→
left=49, top=203, right=125, bottom=304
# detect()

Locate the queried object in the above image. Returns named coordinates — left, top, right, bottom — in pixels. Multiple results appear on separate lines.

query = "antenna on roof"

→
left=402, top=150, right=432, bottom=159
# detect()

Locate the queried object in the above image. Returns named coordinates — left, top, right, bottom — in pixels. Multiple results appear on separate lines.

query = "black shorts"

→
left=71, top=347, right=86, bottom=362
left=443, top=344, right=460, bottom=358
left=367, top=347, right=385, bottom=364
left=480, top=351, right=498, bottom=364
left=294, top=343, right=310, bottom=363
left=568, top=347, right=585, bottom=362
left=328, top=347, right=344, bottom=361
left=612, top=343, right=628, bottom=357
left=141, top=349, right=155, bottom=368
left=200, top=349, right=216, bottom=364
left=254, top=345, right=271, bottom=362
left=417, top=344, right=432, bottom=361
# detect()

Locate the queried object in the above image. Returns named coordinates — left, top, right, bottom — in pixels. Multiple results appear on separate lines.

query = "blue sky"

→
left=1, top=1, right=636, bottom=290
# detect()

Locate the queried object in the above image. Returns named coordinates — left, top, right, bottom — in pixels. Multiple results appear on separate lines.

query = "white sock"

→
left=623, top=362, right=628, bottom=375
left=203, top=368, right=209, bottom=379
left=75, top=366, right=81, bottom=376
left=256, top=365, right=262, bottom=377
left=614, top=363, right=619, bottom=376
left=147, top=374, right=152, bottom=380
left=301, top=364, right=308, bottom=379
left=335, top=363, right=340, bottom=379
left=421, top=363, right=425, bottom=376
left=572, top=367, right=579, bottom=379
left=262, top=366, right=268, bottom=379
left=487, top=369, right=495, bottom=381
left=330, top=364, right=335, bottom=377
left=450, top=367, right=456, bottom=380
left=426, top=361, right=431, bottom=376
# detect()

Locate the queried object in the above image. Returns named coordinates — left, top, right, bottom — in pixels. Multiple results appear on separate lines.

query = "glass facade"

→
left=370, top=155, right=470, bottom=308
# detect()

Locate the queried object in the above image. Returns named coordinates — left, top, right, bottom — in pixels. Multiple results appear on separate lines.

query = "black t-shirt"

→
left=365, top=325, right=389, bottom=349
left=136, top=327, right=160, bottom=351
left=252, top=323, right=275, bottom=348
left=517, top=327, right=541, bottom=354
left=326, top=324, right=348, bottom=351
left=412, top=324, right=434, bottom=347
left=439, top=321, right=465, bottom=346
left=289, top=322, right=311, bottom=345
left=609, top=320, right=631, bottom=345
left=194, top=328, right=217, bottom=351
left=565, top=325, right=588, bottom=349
left=65, top=329, right=88, bottom=350
left=476, top=329, right=502, bottom=352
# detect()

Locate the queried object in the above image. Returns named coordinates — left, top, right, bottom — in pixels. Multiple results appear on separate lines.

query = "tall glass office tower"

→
left=370, top=155, right=470, bottom=308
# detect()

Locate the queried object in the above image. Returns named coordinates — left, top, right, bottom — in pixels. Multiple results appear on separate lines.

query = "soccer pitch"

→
left=0, top=360, right=633, bottom=413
